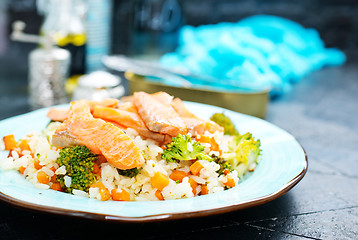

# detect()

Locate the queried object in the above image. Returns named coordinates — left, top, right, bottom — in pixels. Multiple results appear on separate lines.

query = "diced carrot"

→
left=49, top=167, right=57, bottom=182
left=50, top=174, right=56, bottom=182
left=190, top=161, right=203, bottom=176
left=196, top=135, right=221, bottom=154
left=201, top=185, right=209, bottom=195
left=155, top=190, right=164, bottom=201
left=51, top=182, right=63, bottom=191
left=196, top=135, right=210, bottom=143
left=3, top=135, right=17, bottom=150
left=188, top=178, right=198, bottom=195
left=55, top=146, right=63, bottom=151
left=19, top=166, right=26, bottom=175
left=90, top=181, right=105, bottom=189
left=223, top=169, right=230, bottom=175
left=37, top=171, right=50, bottom=184
left=111, top=188, right=130, bottom=201
left=169, top=170, right=188, bottom=183
left=92, top=163, right=100, bottom=174
left=224, top=178, right=235, bottom=188
left=90, top=181, right=111, bottom=201
left=209, top=138, right=220, bottom=152
left=34, top=159, right=42, bottom=170
left=151, top=172, right=169, bottom=191
left=99, top=187, right=111, bottom=201
left=18, top=139, right=31, bottom=152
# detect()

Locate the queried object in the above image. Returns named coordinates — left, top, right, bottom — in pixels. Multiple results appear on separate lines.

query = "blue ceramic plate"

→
left=0, top=102, right=307, bottom=222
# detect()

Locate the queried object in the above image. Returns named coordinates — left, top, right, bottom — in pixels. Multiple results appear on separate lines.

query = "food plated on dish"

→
left=0, top=91, right=262, bottom=202
left=0, top=95, right=307, bottom=221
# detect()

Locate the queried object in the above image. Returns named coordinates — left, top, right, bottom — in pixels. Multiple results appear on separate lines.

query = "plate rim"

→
left=0, top=103, right=308, bottom=222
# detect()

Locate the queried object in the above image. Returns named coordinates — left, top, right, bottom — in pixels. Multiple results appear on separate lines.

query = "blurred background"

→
left=0, top=0, right=357, bottom=118
left=1, top=2, right=358, bottom=239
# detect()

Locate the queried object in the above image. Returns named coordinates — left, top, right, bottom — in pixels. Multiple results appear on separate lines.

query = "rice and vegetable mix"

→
left=0, top=92, right=261, bottom=201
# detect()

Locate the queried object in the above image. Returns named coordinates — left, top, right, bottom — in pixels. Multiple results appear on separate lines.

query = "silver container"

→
left=72, top=71, right=125, bottom=101
left=28, top=47, right=71, bottom=108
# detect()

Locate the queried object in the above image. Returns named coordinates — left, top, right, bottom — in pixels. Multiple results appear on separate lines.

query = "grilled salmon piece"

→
left=151, top=91, right=174, bottom=106
left=93, top=106, right=171, bottom=144
left=47, top=98, right=119, bottom=122
left=117, top=102, right=137, bottom=113
left=70, top=120, right=144, bottom=169
left=120, top=92, right=173, bottom=105
left=170, top=98, right=197, bottom=119
left=154, top=96, right=223, bottom=136
left=133, top=92, right=187, bottom=137
left=131, top=91, right=222, bottom=136
left=47, top=108, right=69, bottom=122
left=51, top=122, right=82, bottom=148
left=53, top=100, right=144, bottom=170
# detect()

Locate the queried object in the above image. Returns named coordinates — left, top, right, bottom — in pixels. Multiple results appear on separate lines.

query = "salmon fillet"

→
left=151, top=91, right=174, bottom=106
left=93, top=106, right=171, bottom=144
left=53, top=100, right=144, bottom=170
left=133, top=92, right=187, bottom=137
left=117, top=102, right=137, bottom=113
left=168, top=97, right=223, bottom=135
left=120, top=92, right=173, bottom=105
left=47, top=98, right=120, bottom=122
left=170, top=98, right=197, bottom=119
left=47, top=108, right=69, bottom=122
left=51, top=122, right=82, bottom=148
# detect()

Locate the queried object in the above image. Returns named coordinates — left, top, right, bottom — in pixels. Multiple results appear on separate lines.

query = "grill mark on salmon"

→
left=133, top=92, right=187, bottom=137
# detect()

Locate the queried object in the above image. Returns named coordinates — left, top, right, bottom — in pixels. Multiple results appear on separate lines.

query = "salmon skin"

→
left=52, top=100, right=144, bottom=170
left=133, top=92, right=187, bottom=137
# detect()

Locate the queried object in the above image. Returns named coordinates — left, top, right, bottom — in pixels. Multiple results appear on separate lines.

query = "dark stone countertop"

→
left=0, top=60, right=357, bottom=239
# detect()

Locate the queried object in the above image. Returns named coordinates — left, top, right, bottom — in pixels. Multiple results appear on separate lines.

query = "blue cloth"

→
left=159, top=15, right=346, bottom=96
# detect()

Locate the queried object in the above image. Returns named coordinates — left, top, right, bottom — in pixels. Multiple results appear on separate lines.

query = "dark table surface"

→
left=0, top=56, right=357, bottom=239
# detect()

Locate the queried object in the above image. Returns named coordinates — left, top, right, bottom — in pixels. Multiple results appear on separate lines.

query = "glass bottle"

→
left=39, top=0, right=87, bottom=95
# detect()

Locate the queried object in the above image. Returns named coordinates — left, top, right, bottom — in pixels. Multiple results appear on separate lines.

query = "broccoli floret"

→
left=211, top=155, right=233, bottom=175
left=56, top=146, right=99, bottom=194
left=227, top=132, right=261, bottom=169
left=210, top=113, right=239, bottom=136
left=117, top=167, right=141, bottom=178
left=161, top=134, right=212, bottom=162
